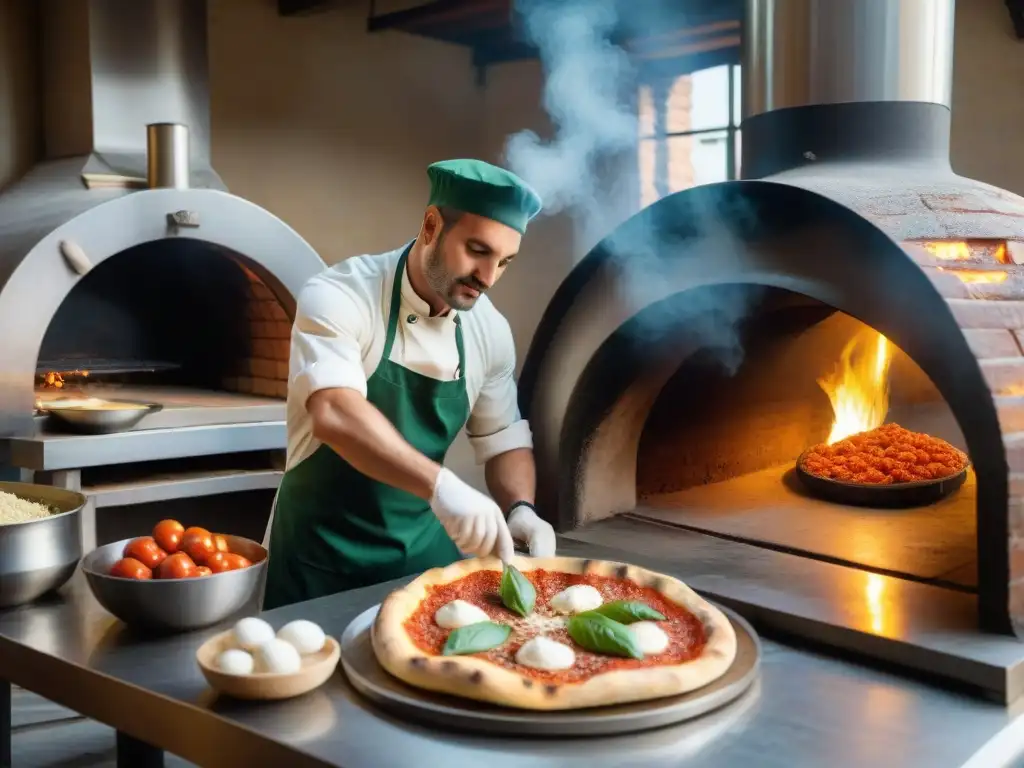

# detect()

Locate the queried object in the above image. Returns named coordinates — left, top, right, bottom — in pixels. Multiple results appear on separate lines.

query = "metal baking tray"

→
left=795, top=449, right=969, bottom=508
left=339, top=601, right=761, bottom=737
left=37, top=399, right=164, bottom=435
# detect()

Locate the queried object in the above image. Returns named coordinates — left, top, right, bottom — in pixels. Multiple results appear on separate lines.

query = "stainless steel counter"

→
left=0, top=537, right=1022, bottom=768
left=7, top=420, right=286, bottom=471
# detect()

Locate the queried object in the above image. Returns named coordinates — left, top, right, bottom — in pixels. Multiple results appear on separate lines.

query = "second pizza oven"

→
left=520, top=0, right=1024, bottom=636
left=0, top=0, right=326, bottom=549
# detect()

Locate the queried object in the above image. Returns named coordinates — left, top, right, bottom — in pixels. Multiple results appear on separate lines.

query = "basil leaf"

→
left=499, top=563, right=536, bottom=617
left=442, top=621, right=512, bottom=656
left=585, top=600, right=665, bottom=624
left=567, top=614, right=644, bottom=659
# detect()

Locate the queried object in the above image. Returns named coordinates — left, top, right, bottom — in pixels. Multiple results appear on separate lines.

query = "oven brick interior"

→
left=222, top=267, right=291, bottom=399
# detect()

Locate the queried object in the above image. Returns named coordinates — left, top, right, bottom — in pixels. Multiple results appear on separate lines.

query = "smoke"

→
left=503, top=0, right=637, bottom=224
left=504, top=0, right=761, bottom=376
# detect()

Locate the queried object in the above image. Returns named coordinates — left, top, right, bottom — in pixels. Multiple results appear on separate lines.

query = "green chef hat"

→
left=427, top=159, right=543, bottom=235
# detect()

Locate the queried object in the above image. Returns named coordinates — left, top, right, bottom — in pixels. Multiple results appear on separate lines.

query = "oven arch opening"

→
left=0, top=187, right=325, bottom=436
left=520, top=180, right=1012, bottom=633
left=576, top=286, right=975, bottom=593
left=37, top=238, right=291, bottom=401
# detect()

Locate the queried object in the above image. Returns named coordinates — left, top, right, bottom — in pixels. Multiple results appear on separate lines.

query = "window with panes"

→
left=637, top=64, right=742, bottom=208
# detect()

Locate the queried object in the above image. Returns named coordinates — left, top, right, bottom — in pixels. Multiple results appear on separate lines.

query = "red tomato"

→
left=109, top=557, right=152, bottom=580
left=193, top=566, right=213, bottom=577
left=181, top=527, right=217, bottom=565
left=123, top=537, right=167, bottom=569
left=156, top=552, right=196, bottom=579
left=205, top=552, right=232, bottom=574
left=220, top=553, right=252, bottom=571
left=213, top=534, right=230, bottom=553
left=152, top=519, right=185, bottom=554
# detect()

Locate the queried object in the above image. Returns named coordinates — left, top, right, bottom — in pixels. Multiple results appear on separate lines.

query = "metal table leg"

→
left=116, top=731, right=164, bottom=768
left=1, top=681, right=10, bottom=768
left=34, top=469, right=96, bottom=552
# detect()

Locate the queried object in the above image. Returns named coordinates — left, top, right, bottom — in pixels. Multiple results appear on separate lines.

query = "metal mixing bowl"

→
left=81, top=535, right=267, bottom=633
left=0, top=481, right=86, bottom=608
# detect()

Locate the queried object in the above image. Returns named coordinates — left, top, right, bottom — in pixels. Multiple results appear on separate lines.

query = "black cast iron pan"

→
left=794, top=450, right=970, bottom=509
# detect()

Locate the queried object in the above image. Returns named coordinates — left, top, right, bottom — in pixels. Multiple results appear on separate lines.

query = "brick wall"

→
left=904, top=238, right=1024, bottom=632
left=665, top=76, right=695, bottom=193
left=222, top=266, right=290, bottom=399
left=638, top=75, right=696, bottom=208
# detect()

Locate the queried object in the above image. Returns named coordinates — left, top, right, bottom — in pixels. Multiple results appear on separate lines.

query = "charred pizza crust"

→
left=372, top=555, right=737, bottom=711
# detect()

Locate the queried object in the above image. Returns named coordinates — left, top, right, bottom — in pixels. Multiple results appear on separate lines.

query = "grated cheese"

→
left=0, top=491, right=55, bottom=525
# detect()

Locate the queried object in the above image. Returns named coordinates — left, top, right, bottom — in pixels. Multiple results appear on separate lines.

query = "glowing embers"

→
left=920, top=240, right=1008, bottom=264
left=817, top=329, right=893, bottom=445
left=916, top=240, right=1010, bottom=288
left=936, top=269, right=1008, bottom=285
left=38, top=369, right=90, bottom=391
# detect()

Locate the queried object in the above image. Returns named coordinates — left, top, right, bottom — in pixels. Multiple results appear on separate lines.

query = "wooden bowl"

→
left=196, top=630, right=341, bottom=701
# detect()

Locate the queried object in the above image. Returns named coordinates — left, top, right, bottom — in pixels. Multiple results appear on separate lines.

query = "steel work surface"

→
left=0, top=537, right=1021, bottom=768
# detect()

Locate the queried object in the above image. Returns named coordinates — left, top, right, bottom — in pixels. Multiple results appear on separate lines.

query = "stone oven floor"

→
left=636, top=464, right=977, bottom=589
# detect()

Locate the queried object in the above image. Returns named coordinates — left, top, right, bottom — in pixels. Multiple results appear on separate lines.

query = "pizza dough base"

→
left=372, top=556, right=738, bottom=711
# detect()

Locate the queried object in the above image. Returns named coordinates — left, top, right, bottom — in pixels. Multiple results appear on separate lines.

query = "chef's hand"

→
left=430, top=468, right=515, bottom=562
left=507, top=504, right=556, bottom=557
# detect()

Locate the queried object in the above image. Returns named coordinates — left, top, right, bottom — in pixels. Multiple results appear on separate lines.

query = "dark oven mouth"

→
left=33, top=237, right=291, bottom=430
left=572, top=285, right=977, bottom=593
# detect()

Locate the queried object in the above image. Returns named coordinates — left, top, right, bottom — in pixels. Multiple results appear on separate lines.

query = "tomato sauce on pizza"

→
left=403, top=568, right=707, bottom=684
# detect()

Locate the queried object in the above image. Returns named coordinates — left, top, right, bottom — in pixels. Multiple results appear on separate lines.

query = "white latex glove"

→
left=507, top=504, right=556, bottom=557
left=430, top=468, right=515, bottom=562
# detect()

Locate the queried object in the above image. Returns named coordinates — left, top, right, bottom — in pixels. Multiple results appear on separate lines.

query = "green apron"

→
left=263, top=246, right=466, bottom=610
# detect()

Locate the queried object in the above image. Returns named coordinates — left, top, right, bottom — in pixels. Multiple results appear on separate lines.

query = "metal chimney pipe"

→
left=147, top=123, right=191, bottom=189
left=743, top=0, right=956, bottom=121
left=740, top=0, right=957, bottom=179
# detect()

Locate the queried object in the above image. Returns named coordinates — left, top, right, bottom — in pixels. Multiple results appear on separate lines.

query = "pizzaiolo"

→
left=261, top=159, right=557, bottom=609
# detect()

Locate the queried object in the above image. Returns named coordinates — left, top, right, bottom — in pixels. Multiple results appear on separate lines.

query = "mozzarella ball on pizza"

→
left=548, top=584, right=603, bottom=614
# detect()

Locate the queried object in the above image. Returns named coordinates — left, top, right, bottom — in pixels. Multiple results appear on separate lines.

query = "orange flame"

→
left=39, top=370, right=90, bottom=390
left=924, top=242, right=972, bottom=261
left=936, top=268, right=1008, bottom=285
left=920, top=240, right=1010, bottom=265
left=818, top=330, right=893, bottom=445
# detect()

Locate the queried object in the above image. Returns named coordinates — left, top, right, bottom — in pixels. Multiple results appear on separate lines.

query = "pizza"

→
left=371, top=556, right=737, bottom=710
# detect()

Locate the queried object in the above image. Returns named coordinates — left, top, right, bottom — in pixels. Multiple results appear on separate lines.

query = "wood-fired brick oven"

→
left=520, top=0, right=1024, bottom=638
left=0, top=0, right=325, bottom=550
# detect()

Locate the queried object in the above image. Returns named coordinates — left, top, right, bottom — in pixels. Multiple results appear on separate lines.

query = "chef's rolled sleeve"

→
left=466, top=322, right=534, bottom=464
left=290, top=277, right=370, bottom=405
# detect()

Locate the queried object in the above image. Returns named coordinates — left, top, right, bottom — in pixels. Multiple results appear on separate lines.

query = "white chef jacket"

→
left=285, top=243, right=534, bottom=472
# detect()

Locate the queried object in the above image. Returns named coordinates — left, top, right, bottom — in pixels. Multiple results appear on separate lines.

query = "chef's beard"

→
left=425, top=234, right=485, bottom=311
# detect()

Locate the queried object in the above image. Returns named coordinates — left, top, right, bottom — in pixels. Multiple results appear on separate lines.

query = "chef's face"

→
left=424, top=208, right=521, bottom=311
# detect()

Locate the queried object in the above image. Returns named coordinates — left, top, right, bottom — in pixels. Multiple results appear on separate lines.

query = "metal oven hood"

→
left=0, top=0, right=224, bottom=266
left=743, top=0, right=955, bottom=120
left=741, top=0, right=960, bottom=179
left=38, top=0, right=221, bottom=189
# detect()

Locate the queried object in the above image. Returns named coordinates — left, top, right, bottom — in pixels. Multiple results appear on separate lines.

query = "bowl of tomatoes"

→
left=80, top=518, right=268, bottom=633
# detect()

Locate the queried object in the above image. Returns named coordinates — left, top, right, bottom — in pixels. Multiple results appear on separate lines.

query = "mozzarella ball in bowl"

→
left=277, top=620, right=326, bottom=655
left=216, top=648, right=255, bottom=675
left=232, top=617, right=275, bottom=651
left=254, top=638, right=302, bottom=675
